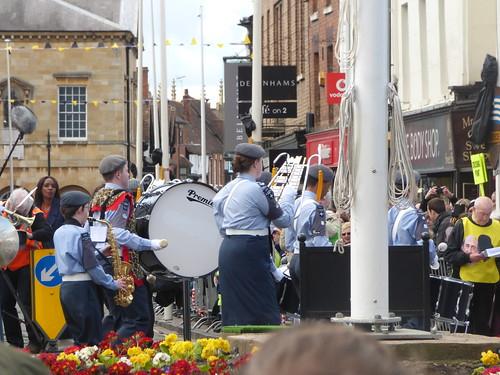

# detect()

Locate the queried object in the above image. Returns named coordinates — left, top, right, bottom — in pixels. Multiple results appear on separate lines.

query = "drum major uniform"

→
left=213, top=143, right=296, bottom=326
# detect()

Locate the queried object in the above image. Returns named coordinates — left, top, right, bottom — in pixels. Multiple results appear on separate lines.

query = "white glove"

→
left=151, top=239, right=168, bottom=251
left=281, top=185, right=297, bottom=199
left=0, top=201, right=4, bottom=213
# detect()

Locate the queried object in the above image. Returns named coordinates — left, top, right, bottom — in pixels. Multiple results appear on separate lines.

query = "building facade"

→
left=0, top=0, right=140, bottom=197
left=391, top=0, right=498, bottom=198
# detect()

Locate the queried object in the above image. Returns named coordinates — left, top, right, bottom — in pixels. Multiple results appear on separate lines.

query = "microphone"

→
left=10, top=106, right=37, bottom=135
left=437, top=242, right=447, bottom=253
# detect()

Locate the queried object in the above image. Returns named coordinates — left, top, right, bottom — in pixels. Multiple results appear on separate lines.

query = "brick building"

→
left=0, top=0, right=141, bottom=197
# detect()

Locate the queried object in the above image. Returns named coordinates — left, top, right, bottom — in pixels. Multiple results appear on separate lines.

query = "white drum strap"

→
left=391, top=206, right=413, bottom=243
left=293, top=198, right=317, bottom=232
left=223, top=179, right=250, bottom=215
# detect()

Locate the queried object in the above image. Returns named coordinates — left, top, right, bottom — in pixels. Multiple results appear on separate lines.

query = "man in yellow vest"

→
left=444, top=196, right=500, bottom=335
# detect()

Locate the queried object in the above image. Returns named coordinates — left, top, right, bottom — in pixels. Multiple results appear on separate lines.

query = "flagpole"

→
left=136, top=0, right=144, bottom=178
left=5, top=39, right=14, bottom=193
left=251, top=0, right=262, bottom=144
left=159, top=0, right=170, bottom=181
left=150, top=0, right=160, bottom=179
left=200, top=5, right=207, bottom=183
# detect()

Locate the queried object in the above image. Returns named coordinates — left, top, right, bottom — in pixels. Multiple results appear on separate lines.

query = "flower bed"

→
left=36, top=332, right=253, bottom=375
left=473, top=350, right=500, bottom=374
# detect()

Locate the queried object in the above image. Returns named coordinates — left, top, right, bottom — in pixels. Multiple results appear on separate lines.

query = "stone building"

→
left=0, top=0, right=141, bottom=197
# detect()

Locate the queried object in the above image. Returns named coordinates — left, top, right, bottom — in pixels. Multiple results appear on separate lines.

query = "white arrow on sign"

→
left=41, top=264, right=58, bottom=282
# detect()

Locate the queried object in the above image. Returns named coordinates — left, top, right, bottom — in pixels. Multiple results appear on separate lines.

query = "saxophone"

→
left=89, top=218, right=135, bottom=307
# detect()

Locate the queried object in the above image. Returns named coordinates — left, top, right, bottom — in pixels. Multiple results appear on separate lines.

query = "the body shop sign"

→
left=404, top=113, right=454, bottom=173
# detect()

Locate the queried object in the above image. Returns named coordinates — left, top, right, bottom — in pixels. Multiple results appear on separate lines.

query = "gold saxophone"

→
left=89, top=218, right=135, bottom=307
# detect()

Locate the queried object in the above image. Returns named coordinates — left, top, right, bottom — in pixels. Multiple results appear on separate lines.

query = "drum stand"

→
left=182, top=279, right=192, bottom=341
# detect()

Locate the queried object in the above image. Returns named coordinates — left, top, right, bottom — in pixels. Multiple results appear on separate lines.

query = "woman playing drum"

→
left=213, top=143, right=296, bottom=326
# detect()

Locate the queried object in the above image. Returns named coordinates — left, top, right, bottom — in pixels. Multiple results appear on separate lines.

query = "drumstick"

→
left=159, top=239, right=168, bottom=248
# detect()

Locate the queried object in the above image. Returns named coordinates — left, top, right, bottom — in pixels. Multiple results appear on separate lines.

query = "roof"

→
left=0, top=0, right=138, bottom=34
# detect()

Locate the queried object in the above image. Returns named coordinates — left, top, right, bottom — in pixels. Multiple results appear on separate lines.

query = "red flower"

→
left=168, top=359, right=192, bottom=375
left=104, top=331, right=120, bottom=342
left=233, top=353, right=252, bottom=369
left=107, top=361, right=132, bottom=375
left=134, top=371, right=149, bottom=375
left=63, top=345, right=80, bottom=354
left=150, top=368, right=165, bottom=375
left=50, top=359, right=77, bottom=375
left=74, top=371, right=91, bottom=375
left=37, top=352, right=58, bottom=367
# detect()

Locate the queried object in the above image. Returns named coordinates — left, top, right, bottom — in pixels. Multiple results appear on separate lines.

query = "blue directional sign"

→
left=34, top=255, right=62, bottom=288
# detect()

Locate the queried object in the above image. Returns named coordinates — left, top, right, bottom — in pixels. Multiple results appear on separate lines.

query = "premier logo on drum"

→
left=186, top=189, right=213, bottom=207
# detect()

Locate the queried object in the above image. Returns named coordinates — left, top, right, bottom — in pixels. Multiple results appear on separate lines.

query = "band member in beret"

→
left=285, top=164, right=334, bottom=296
left=213, top=143, right=296, bottom=326
left=54, top=191, right=127, bottom=346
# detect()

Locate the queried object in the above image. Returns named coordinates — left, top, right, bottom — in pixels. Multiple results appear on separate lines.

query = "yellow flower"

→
left=216, top=338, right=230, bottom=352
left=198, top=338, right=209, bottom=347
left=130, top=353, right=151, bottom=367
left=162, top=333, right=178, bottom=347
left=207, top=355, right=218, bottom=362
left=101, top=349, right=116, bottom=357
left=57, top=352, right=81, bottom=365
left=481, top=350, right=499, bottom=366
left=127, top=346, right=143, bottom=357
left=143, top=348, right=157, bottom=356
left=170, top=340, right=194, bottom=360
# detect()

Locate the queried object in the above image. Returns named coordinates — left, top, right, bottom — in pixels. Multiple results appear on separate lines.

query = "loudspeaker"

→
left=306, top=112, right=314, bottom=132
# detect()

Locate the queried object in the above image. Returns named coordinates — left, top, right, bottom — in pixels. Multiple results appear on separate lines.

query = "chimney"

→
left=182, top=89, right=192, bottom=122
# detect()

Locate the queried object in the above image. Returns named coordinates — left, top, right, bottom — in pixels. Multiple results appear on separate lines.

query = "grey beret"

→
left=128, top=178, right=140, bottom=190
left=99, top=155, right=127, bottom=175
left=395, top=170, right=421, bottom=185
left=256, top=171, right=272, bottom=185
left=308, top=164, right=335, bottom=182
left=235, top=143, right=265, bottom=159
left=61, top=191, right=90, bottom=207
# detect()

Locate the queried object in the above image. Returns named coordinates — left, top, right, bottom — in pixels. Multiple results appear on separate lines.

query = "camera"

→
left=436, top=187, right=443, bottom=194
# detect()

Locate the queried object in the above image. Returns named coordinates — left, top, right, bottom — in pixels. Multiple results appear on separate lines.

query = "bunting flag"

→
left=0, top=39, right=248, bottom=52
left=0, top=98, right=169, bottom=105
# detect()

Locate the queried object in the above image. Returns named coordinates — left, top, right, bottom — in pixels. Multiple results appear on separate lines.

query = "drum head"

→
left=147, top=182, right=221, bottom=278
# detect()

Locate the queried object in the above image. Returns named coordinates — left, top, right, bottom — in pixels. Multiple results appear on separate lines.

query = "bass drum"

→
left=135, top=181, right=222, bottom=278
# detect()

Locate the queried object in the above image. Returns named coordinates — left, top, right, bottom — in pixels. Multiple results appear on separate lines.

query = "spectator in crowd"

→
left=340, top=221, right=351, bottom=245
left=427, top=198, right=452, bottom=245
left=34, top=176, right=64, bottom=249
left=242, top=323, right=409, bottom=375
left=419, top=185, right=458, bottom=212
left=0, top=188, right=53, bottom=353
left=444, top=196, right=500, bottom=335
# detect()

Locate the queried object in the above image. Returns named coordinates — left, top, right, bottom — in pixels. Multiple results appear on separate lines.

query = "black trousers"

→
left=0, top=266, right=41, bottom=347
left=469, top=281, right=495, bottom=336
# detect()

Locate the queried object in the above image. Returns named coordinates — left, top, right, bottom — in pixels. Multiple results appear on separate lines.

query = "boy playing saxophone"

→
left=54, top=191, right=126, bottom=346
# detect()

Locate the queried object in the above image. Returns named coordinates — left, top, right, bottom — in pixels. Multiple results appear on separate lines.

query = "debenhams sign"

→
left=238, top=66, right=297, bottom=101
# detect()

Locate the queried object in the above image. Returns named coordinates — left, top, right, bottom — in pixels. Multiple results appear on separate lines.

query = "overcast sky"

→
left=142, top=0, right=253, bottom=106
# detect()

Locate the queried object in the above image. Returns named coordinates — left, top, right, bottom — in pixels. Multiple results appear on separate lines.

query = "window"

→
left=58, top=86, right=87, bottom=139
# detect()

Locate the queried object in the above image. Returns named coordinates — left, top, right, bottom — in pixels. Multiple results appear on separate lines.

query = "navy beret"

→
left=395, top=170, right=421, bottom=185
left=235, top=143, right=265, bottom=159
left=61, top=191, right=90, bottom=207
left=256, top=171, right=272, bottom=185
left=308, top=164, right=334, bottom=182
left=99, top=155, right=127, bottom=175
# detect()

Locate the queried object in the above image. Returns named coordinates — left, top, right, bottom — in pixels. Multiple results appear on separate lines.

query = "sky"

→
left=142, top=0, right=254, bottom=107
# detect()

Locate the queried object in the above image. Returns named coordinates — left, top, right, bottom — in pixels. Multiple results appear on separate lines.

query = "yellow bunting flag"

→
left=92, top=101, right=98, bottom=106
left=166, top=40, right=171, bottom=46
left=111, top=43, right=119, bottom=49
left=51, top=100, right=57, bottom=104
left=72, top=100, right=77, bottom=106
left=9, top=100, right=14, bottom=103
left=112, top=100, right=119, bottom=104
left=30, top=100, right=36, bottom=104
left=217, top=44, right=224, bottom=48
left=32, top=45, right=39, bottom=50
left=58, top=47, right=65, bottom=51
left=244, top=35, right=251, bottom=44
left=5, top=46, right=12, bottom=50
left=84, top=47, right=91, bottom=50
left=190, top=38, right=197, bottom=45
left=134, top=100, right=138, bottom=106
